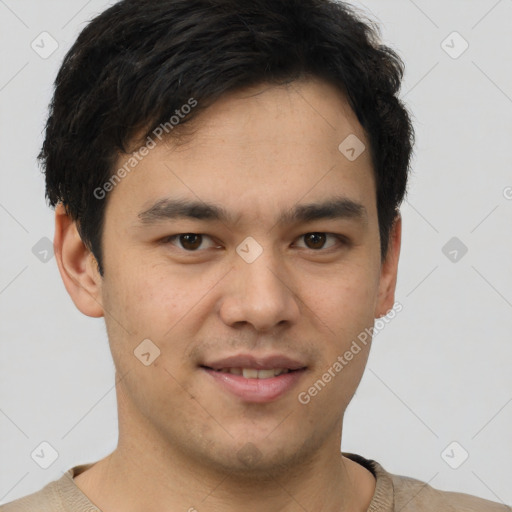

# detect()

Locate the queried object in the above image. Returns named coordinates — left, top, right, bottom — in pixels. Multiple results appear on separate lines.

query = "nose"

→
left=219, top=245, right=301, bottom=333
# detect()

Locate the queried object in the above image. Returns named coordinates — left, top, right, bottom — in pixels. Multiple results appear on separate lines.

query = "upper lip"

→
left=201, top=354, right=307, bottom=371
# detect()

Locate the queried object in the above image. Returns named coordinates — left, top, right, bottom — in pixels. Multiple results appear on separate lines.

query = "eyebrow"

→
left=137, top=195, right=367, bottom=227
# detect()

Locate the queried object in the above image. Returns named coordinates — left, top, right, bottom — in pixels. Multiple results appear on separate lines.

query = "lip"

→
left=201, top=353, right=307, bottom=371
left=201, top=367, right=307, bottom=403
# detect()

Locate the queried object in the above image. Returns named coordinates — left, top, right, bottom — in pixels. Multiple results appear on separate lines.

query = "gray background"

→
left=1, top=0, right=511, bottom=506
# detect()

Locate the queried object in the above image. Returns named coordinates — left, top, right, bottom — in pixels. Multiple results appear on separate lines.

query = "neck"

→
left=73, top=387, right=375, bottom=512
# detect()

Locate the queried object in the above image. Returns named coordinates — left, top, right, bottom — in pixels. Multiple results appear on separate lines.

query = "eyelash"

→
left=160, top=233, right=349, bottom=253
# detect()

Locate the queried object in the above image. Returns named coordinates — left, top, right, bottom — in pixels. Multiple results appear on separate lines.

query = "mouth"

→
left=199, top=365, right=307, bottom=403
left=200, top=366, right=303, bottom=378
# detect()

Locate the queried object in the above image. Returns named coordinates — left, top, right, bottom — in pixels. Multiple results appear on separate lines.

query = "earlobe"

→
left=54, top=203, right=104, bottom=318
left=375, top=213, right=402, bottom=319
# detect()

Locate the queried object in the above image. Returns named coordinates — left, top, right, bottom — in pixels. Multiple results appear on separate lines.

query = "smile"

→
left=201, top=366, right=307, bottom=403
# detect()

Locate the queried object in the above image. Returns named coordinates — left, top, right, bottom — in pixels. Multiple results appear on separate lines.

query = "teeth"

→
left=242, top=368, right=259, bottom=378
left=251, top=369, right=275, bottom=379
left=241, top=368, right=290, bottom=379
left=215, top=368, right=291, bottom=378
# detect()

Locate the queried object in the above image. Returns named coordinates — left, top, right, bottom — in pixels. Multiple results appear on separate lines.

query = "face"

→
left=63, top=78, right=399, bottom=479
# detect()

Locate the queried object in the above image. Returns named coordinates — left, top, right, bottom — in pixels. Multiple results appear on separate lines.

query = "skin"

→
left=54, top=77, right=401, bottom=512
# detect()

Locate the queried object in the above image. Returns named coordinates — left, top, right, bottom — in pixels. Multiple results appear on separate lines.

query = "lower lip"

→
left=202, top=368, right=306, bottom=403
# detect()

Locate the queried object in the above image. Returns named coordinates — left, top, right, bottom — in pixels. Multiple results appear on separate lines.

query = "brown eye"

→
left=304, top=233, right=327, bottom=249
left=163, top=233, right=216, bottom=251
left=178, top=233, right=203, bottom=250
left=295, top=233, right=347, bottom=251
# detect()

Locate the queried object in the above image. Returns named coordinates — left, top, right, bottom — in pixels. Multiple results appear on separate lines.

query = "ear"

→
left=374, top=213, right=402, bottom=318
left=54, top=203, right=104, bottom=318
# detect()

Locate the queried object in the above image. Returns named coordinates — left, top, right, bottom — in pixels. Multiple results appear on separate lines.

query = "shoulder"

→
left=0, top=479, right=62, bottom=512
left=343, top=452, right=511, bottom=512
left=390, top=469, right=511, bottom=511
left=0, top=464, right=99, bottom=512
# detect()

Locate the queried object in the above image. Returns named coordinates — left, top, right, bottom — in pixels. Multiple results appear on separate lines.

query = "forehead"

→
left=105, top=78, right=376, bottom=227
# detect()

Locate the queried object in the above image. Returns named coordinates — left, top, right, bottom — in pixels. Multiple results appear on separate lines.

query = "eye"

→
left=295, top=232, right=347, bottom=251
left=161, top=232, right=348, bottom=253
left=162, top=233, right=218, bottom=251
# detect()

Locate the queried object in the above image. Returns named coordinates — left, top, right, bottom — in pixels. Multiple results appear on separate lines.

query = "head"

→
left=45, top=0, right=414, bottom=478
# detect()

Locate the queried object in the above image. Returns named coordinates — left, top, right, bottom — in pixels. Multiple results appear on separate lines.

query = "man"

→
left=1, top=0, right=509, bottom=510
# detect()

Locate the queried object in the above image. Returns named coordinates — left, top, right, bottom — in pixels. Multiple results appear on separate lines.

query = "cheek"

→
left=301, top=289, right=374, bottom=416
left=298, top=264, right=377, bottom=398
left=304, top=264, right=378, bottom=336
left=104, top=261, right=196, bottom=332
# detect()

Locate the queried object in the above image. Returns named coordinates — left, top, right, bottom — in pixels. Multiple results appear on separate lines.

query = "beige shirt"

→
left=1, top=452, right=510, bottom=511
